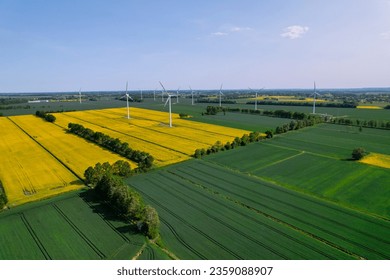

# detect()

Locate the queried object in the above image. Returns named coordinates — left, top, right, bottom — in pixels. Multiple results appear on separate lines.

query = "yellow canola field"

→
left=0, top=118, right=83, bottom=206
left=53, top=112, right=187, bottom=166
left=53, top=107, right=251, bottom=166
left=356, top=105, right=383, bottom=110
left=360, top=153, right=390, bottom=169
left=10, top=115, right=135, bottom=179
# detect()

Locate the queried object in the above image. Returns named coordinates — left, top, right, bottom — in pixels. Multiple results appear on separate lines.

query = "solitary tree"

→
left=352, top=147, right=368, bottom=160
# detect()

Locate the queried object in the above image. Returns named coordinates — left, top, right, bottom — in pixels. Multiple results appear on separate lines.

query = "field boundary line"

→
left=61, top=113, right=189, bottom=156
left=152, top=174, right=291, bottom=259
left=263, top=142, right=339, bottom=160
left=7, top=117, right=85, bottom=182
left=160, top=217, right=207, bottom=259
left=133, top=184, right=243, bottom=259
left=168, top=167, right=361, bottom=259
left=204, top=159, right=390, bottom=225
left=251, top=151, right=305, bottom=172
left=20, top=213, right=51, bottom=260
left=175, top=163, right=389, bottom=258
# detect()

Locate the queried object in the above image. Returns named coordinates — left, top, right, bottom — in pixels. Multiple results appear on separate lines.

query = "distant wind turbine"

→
left=159, top=81, right=177, bottom=127
left=312, top=82, right=320, bottom=114
left=121, top=82, right=133, bottom=119
left=79, top=88, right=82, bottom=104
left=249, top=87, right=264, bottom=111
left=218, top=84, right=224, bottom=107
left=189, top=86, right=195, bottom=105
left=176, top=87, right=180, bottom=103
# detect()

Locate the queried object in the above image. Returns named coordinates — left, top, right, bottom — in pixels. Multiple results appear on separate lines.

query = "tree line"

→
left=194, top=131, right=269, bottom=158
left=35, top=110, right=56, bottom=122
left=67, top=123, right=154, bottom=171
left=84, top=161, right=159, bottom=239
left=0, top=180, right=7, bottom=210
left=246, top=100, right=358, bottom=108
left=330, top=118, right=390, bottom=130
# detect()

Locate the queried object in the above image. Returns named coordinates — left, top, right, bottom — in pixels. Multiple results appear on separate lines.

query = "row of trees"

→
left=203, top=106, right=325, bottom=122
left=35, top=110, right=56, bottom=122
left=0, top=180, right=7, bottom=210
left=68, top=123, right=154, bottom=171
left=246, top=100, right=358, bottom=108
left=194, top=131, right=268, bottom=158
left=85, top=161, right=159, bottom=239
left=330, top=118, right=390, bottom=130
left=274, top=118, right=321, bottom=134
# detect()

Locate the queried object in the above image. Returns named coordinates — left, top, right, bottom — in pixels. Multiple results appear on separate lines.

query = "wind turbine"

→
left=312, top=82, right=320, bottom=114
left=189, top=86, right=195, bottom=105
left=122, top=82, right=133, bottom=119
left=176, top=87, right=180, bottom=103
left=78, top=88, right=82, bottom=104
left=249, top=87, right=264, bottom=111
left=153, top=88, right=156, bottom=101
left=159, top=81, right=177, bottom=127
left=218, top=84, right=224, bottom=107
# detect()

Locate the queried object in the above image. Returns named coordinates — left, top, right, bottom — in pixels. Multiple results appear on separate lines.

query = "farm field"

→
left=0, top=191, right=168, bottom=260
left=127, top=160, right=389, bottom=260
left=206, top=124, right=390, bottom=218
left=0, top=118, right=83, bottom=206
left=53, top=107, right=250, bottom=166
left=9, top=115, right=136, bottom=179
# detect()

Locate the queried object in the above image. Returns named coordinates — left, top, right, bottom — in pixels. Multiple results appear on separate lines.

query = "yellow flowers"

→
left=0, top=107, right=249, bottom=206
left=360, top=153, right=390, bottom=169
left=356, top=106, right=383, bottom=110
left=0, top=118, right=82, bottom=206
left=53, top=107, right=250, bottom=166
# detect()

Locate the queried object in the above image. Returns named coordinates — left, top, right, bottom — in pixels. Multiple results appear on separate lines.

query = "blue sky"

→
left=1, top=0, right=389, bottom=92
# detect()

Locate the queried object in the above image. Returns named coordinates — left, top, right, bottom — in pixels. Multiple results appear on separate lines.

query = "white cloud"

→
left=230, top=27, right=252, bottom=32
left=211, top=32, right=228, bottom=36
left=380, top=31, right=390, bottom=39
left=281, top=25, right=309, bottom=39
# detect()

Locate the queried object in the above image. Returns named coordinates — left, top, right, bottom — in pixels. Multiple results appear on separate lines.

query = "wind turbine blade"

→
left=126, top=81, right=128, bottom=95
left=164, top=96, right=170, bottom=107
left=159, top=81, right=167, bottom=92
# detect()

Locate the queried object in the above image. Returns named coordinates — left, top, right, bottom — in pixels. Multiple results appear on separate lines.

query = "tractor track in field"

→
left=85, top=110, right=214, bottom=146
left=133, top=185, right=243, bottom=260
left=152, top=175, right=290, bottom=260
left=160, top=217, right=207, bottom=260
left=20, top=213, right=51, bottom=260
left=82, top=199, right=144, bottom=247
left=7, top=117, right=84, bottom=182
left=61, top=113, right=189, bottom=157
left=161, top=170, right=339, bottom=260
left=172, top=164, right=389, bottom=259
left=88, top=109, right=243, bottom=139
left=52, top=203, right=106, bottom=259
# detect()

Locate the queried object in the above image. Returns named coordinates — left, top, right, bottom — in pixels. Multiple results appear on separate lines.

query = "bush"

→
left=352, top=147, right=368, bottom=160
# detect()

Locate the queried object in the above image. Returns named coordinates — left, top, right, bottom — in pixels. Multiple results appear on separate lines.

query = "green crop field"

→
left=127, top=159, right=390, bottom=260
left=0, top=191, right=170, bottom=260
left=206, top=124, right=390, bottom=218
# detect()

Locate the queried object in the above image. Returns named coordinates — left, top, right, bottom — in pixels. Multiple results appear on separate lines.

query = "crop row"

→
left=167, top=160, right=389, bottom=259
left=128, top=169, right=354, bottom=259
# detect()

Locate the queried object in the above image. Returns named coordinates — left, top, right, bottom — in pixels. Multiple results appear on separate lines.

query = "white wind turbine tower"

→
left=249, top=87, right=264, bottom=111
left=140, top=89, right=143, bottom=100
left=78, top=88, right=82, bottom=104
left=176, top=87, right=180, bottom=103
left=189, top=86, right=195, bottom=105
left=218, top=84, right=224, bottom=107
left=159, top=81, right=177, bottom=127
left=312, top=82, right=320, bottom=114
left=122, top=82, right=133, bottom=119
left=153, top=88, right=156, bottom=101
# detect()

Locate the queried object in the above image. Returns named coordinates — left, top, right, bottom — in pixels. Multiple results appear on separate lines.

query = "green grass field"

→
left=127, top=159, right=390, bottom=260
left=206, top=124, right=390, bottom=218
left=0, top=191, right=162, bottom=260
